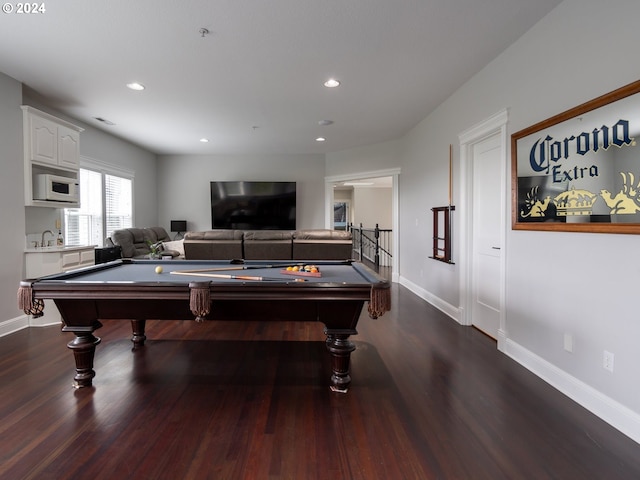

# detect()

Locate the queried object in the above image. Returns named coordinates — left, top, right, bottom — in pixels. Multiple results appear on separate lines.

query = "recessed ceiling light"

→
left=200, top=138, right=209, bottom=143
left=316, top=137, right=326, bottom=142
left=126, top=82, right=145, bottom=91
left=318, top=120, right=334, bottom=126
left=323, top=78, right=340, bottom=88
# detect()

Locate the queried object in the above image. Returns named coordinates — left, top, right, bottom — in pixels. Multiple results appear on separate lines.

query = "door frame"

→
left=458, top=109, right=508, bottom=351
left=325, top=168, right=400, bottom=283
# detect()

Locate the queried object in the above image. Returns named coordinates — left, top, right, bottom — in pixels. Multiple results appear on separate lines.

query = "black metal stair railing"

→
left=348, top=223, right=392, bottom=271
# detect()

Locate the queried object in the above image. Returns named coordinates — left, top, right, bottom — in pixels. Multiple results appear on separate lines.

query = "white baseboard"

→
left=29, top=318, right=62, bottom=327
left=497, top=328, right=507, bottom=352
left=28, top=314, right=62, bottom=327
left=505, top=339, right=640, bottom=445
left=397, top=275, right=640, bottom=445
left=0, top=312, right=62, bottom=338
left=398, top=275, right=461, bottom=323
left=0, top=313, right=29, bottom=337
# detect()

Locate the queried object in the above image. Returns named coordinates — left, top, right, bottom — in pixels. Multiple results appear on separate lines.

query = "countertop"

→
left=24, top=245, right=97, bottom=254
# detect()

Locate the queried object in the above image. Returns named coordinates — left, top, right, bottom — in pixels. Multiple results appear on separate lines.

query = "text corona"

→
left=529, top=119, right=634, bottom=183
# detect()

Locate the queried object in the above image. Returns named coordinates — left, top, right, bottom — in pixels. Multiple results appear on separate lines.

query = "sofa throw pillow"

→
left=162, top=240, right=185, bottom=256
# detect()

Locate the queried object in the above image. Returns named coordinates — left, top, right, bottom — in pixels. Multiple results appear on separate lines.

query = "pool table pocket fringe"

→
left=17, top=284, right=34, bottom=314
left=17, top=284, right=45, bottom=317
left=368, top=285, right=391, bottom=319
left=189, top=281, right=211, bottom=322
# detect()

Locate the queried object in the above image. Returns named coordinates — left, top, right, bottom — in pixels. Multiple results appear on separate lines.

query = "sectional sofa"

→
left=184, top=229, right=353, bottom=260
left=106, top=227, right=181, bottom=259
left=107, top=227, right=353, bottom=261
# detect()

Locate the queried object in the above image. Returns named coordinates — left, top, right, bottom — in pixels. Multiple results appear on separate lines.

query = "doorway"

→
left=325, top=168, right=400, bottom=282
left=459, top=110, right=508, bottom=350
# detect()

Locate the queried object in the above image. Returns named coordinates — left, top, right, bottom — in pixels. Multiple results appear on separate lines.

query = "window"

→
left=65, top=165, right=133, bottom=246
left=105, top=173, right=133, bottom=235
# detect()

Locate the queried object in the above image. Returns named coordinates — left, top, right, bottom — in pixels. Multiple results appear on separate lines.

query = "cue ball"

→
left=155, top=266, right=163, bottom=274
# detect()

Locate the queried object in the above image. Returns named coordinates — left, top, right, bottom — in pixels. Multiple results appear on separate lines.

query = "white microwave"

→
left=33, top=174, right=79, bottom=203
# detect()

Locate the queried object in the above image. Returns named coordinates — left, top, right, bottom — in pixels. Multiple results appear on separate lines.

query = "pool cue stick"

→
left=173, top=263, right=305, bottom=274
left=449, top=144, right=452, bottom=207
left=448, top=144, right=453, bottom=262
left=169, top=271, right=306, bottom=282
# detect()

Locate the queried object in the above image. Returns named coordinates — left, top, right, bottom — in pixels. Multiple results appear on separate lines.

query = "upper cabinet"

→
left=22, top=106, right=84, bottom=208
left=23, top=106, right=83, bottom=169
left=57, top=125, right=81, bottom=169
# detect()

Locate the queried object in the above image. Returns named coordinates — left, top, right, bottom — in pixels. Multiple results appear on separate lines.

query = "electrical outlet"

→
left=563, top=333, right=573, bottom=353
left=603, top=350, right=614, bottom=372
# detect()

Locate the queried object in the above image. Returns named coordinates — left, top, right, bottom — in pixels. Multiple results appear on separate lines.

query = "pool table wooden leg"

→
left=325, top=331, right=356, bottom=393
left=63, top=325, right=102, bottom=388
left=130, top=319, right=147, bottom=346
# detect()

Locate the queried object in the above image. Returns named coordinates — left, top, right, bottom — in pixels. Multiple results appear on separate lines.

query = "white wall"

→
left=0, top=72, right=27, bottom=334
left=327, top=0, right=640, bottom=442
left=353, top=187, right=392, bottom=229
left=156, top=154, right=326, bottom=232
left=327, top=139, right=402, bottom=176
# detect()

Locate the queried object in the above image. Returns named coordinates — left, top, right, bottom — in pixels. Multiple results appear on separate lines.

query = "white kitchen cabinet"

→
left=26, top=112, right=57, bottom=165
left=57, top=124, right=81, bottom=169
left=22, top=106, right=82, bottom=168
left=22, top=106, right=83, bottom=207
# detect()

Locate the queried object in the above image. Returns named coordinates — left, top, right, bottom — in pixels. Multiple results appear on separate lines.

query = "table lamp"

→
left=170, top=220, right=187, bottom=239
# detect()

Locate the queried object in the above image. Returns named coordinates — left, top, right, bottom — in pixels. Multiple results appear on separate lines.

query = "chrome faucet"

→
left=41, top=230, right=54, bottom=247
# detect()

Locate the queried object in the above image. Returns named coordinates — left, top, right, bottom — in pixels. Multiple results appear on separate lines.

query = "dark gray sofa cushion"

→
left=183, top=230, right=244, bottom=260
left=243, top=230, right=293, bottom=260
left=292, top=229, right=353, bottom=260
left=185, top=230, right=244, bottom=241
left=293, top=229, right=352, bottom=241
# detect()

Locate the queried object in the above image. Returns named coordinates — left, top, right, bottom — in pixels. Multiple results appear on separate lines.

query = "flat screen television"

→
left=210, top=181, right=296, bottom=230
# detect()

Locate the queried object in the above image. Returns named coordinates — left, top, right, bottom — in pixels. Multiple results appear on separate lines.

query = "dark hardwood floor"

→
left=2, top=283, right=640, bottom=479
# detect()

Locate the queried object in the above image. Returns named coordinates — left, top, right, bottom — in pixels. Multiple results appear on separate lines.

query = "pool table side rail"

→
left=18, top=260, right=390, bottom=321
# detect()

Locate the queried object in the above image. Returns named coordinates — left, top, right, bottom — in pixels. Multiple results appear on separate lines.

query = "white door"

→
left=471, top=133, right=502, bottom=338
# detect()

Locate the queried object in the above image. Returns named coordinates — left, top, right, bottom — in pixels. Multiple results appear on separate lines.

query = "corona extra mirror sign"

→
left=512, top=79, right=640, bottom=234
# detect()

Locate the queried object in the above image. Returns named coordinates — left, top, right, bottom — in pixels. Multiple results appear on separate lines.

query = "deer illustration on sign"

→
left=520, top=186, right=551, bottom=218
left=600, top=172, right=640, bottom=214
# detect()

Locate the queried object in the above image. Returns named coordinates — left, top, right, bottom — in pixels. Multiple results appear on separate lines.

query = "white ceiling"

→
left=0, top=0, right=562, bottom=156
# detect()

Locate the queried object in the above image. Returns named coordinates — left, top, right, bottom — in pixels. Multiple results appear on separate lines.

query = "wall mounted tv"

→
left=210, top=181, right=296, bottom=230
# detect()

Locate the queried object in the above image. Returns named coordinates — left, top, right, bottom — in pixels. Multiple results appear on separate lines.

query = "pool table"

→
left=19, top=259, right=390, bottom=392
